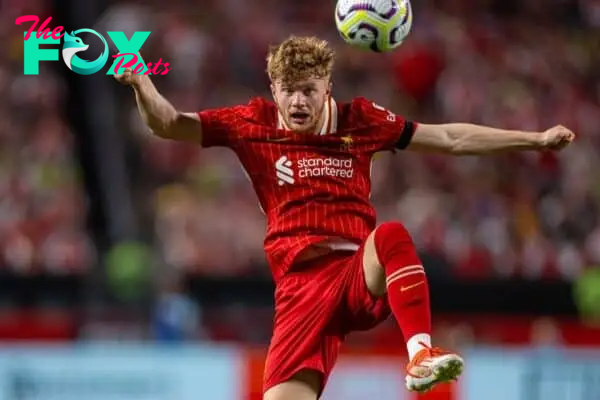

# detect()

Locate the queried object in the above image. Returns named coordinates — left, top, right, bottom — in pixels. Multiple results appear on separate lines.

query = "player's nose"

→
left=290, top=92, right=307, bottom=106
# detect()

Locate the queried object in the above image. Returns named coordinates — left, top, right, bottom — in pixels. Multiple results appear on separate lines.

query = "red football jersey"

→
left=198, top=97, right=416, bottom=281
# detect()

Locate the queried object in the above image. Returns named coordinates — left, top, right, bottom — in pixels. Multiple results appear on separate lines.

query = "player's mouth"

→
left=289, top=111, right=310, bottom=125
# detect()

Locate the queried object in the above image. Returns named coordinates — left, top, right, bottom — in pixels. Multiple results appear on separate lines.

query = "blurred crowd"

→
left=104, top=0, right=600, bottom=281
left=4, top=0, right=600, bottom=283
left=113, top=0, right=600, bottom=281
left=0, top=0, right=95, bottom=275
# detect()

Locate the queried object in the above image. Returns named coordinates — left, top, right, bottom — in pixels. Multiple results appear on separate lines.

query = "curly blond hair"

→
left=266, top=35, right=335, bottom=84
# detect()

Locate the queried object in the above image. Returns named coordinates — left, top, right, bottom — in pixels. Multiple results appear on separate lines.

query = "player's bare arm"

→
left=407, top=123, right=575, bottom=155
left=114, top=67, right=202, bottom=142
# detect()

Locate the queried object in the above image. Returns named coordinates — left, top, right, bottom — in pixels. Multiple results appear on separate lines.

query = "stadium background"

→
left=3, top=0, right=600, bottom=398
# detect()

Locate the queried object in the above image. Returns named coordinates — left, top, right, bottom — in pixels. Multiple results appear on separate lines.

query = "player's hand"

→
left=540, top=125, right=575, bottom=150
left=114, top=66, right=134, bottom=85
left=113, top=53, right=147, bottom=88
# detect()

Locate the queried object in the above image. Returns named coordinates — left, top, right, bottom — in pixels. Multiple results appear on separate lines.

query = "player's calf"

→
left=364, top=221, right=432, bottom=355
left=362, top=221, right=464, bottom=391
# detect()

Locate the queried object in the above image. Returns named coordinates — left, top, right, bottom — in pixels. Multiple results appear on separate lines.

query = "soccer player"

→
left=115, top=37, right=574, bottom=399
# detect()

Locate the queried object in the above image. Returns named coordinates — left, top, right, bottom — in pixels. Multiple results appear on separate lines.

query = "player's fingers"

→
left=558, top=133, right=574, bottom=145
left=562, top=128, right=575, bottom=138
left=114, top=68, right=134, bottom=83
left=552, top=138, right=571, bottom=150
left=114, top=74, right=133, bottom=85
left=115, top=67, right=132, bottom=75
left=543, top=128, right=574, bottom=150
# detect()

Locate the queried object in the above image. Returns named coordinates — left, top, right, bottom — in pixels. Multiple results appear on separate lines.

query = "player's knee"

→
left=374, top=221, right=411, bottom=250
left=264, top=369, right=322, bottom=400
left=373, top=221, right=417, bottom=265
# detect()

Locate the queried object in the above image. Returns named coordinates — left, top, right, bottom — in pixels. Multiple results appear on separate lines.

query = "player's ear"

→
left=327, top=80, right=332, bottom=95
left=270, top=83, right=277, bottom=99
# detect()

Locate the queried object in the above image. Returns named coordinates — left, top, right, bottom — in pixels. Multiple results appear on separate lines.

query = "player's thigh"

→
left=264, top=264, right=346, bottom=396
left=343, top=245, right=391, bottom=332
left=362, top=228, right=386, bottom=296
left=263, top=369, right=321, bottom=400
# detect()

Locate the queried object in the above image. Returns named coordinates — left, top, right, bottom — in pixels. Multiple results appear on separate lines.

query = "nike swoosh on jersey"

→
left=400, top=281, right=425, bottom=292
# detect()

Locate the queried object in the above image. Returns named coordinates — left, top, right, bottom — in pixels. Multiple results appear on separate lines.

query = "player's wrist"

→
left=131, top=74, right=151, bottom=91
left=535, top=130, right=549, bottom=148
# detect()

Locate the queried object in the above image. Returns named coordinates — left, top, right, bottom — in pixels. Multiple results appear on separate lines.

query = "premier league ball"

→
left=335, top=0, right=413, bottom=52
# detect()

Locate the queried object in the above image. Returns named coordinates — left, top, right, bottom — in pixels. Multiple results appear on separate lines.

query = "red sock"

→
left=374, top=222, right=432, bottom=348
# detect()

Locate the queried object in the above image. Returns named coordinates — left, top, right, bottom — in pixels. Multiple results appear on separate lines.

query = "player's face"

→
left=271, top=77, right=331, bottom=133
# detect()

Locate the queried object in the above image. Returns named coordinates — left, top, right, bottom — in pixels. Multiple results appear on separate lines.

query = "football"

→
left=335, top=0, right=413, bottom=52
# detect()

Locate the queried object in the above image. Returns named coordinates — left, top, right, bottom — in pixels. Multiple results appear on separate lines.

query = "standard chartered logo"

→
left=275, top=156, right=294, bottom=186
left=275, top=155, right=354, bottom=186
left=298, top=157, right=354, bottom=179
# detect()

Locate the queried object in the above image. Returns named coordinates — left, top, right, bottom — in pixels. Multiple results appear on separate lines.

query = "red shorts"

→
left=263, top=244, right=391, bottom=394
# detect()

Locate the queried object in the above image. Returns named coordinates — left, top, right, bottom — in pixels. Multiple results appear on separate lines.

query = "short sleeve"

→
left=198, top=104, right=256, bottom=148
left=353, top=97, right=418, bottom=151
left=395, top=120, right=417, bottom=150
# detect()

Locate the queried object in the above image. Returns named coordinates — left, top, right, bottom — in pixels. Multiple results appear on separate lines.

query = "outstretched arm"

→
left=114, top=67, right=201, bottom=142
left=406, top=123, right=575, bottom=155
